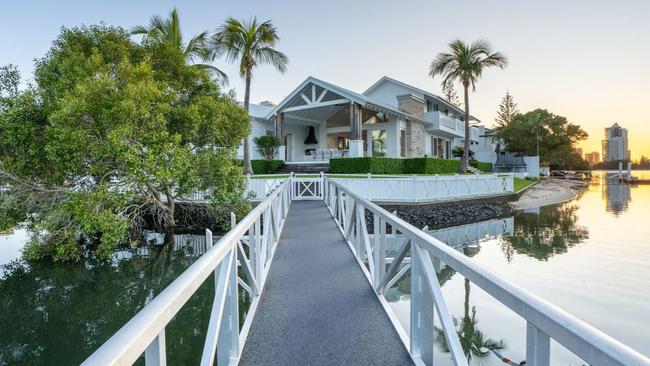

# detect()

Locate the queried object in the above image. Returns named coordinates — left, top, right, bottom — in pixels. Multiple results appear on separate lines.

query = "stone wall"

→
left=397, top=93, right=426, bottom=157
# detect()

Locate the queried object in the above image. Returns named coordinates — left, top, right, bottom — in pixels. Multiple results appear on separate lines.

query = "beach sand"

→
left=511, top=178, right=587, bottom=210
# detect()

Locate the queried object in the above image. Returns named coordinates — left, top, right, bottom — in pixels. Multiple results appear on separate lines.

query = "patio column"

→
left=275, top=112, right=286, bottom=161
left=349, top=103, right=364, bottom=157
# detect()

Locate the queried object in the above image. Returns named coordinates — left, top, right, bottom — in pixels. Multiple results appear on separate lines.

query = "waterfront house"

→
left=240, top=76, right=481, bottom=162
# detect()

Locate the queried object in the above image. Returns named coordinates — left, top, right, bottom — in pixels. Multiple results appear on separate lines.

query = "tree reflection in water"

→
left=0, top=233, right=248, bottom=366
left=500, top=202, right=589, bottom=262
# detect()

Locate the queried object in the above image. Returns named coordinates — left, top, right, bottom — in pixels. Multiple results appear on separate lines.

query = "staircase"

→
left=276, top=162, right=329, bottom=174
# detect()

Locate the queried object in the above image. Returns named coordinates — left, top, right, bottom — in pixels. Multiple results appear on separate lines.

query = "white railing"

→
left=82, top=179, right=292, bottom=366
left=322, top=177, right=650, bottom=366
left=332, top=173, right=513, bottom=203
left=245, top=175, right=286, bottom=200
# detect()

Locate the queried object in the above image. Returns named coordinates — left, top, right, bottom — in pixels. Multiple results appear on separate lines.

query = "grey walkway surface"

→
left=240, top=201, right=414, bottom=366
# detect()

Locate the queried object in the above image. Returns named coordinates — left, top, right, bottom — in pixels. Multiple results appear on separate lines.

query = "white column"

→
left=277, top=146, right=286, bottom=162
left=349, top=140, right=364, bottom=157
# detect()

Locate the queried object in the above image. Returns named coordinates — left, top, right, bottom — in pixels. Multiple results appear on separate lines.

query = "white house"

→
left=241, top=76, right=481, bottom=162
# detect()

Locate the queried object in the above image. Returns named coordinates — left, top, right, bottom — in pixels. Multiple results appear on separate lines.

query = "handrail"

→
left=82, top=178, right=291, bottom=366
left=323, top=177, right=650, bottom=366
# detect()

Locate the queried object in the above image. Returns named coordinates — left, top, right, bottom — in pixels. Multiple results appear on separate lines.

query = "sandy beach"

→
left=511, top=178, right=587, bottom=210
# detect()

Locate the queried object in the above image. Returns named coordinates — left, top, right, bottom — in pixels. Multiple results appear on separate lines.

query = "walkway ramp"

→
left=239, top=200, right=414, bottom=365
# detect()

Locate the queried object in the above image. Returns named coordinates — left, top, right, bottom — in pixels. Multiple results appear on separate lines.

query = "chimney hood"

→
left=304, top=126, right=318, bottom=145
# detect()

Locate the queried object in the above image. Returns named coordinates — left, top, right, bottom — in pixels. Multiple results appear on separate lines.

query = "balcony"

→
left=423, top=111, right=479, bottom=141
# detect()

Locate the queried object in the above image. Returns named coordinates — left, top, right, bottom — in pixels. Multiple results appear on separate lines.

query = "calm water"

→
left=386, top=171, right=650, bottom=365
left=0, top=171, right=649, bottom=365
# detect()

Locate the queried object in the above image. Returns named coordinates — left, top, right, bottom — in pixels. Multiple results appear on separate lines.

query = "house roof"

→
left=363, top=76, right=481, bottom=122
left=263, top=76, right=419, bottom=122
left=248, top=103, right=274, bottom=119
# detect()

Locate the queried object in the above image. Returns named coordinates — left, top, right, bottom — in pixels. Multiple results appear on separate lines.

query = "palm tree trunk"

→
left=242, top=68, right=254, bottom=175
left=459, top=83, right=470, bottom=173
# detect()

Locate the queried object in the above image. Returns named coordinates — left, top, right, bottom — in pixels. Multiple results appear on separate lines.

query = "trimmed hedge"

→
left=252, top=160, right=284, bottom=174
left=329, top=157, right=403, bottom=174
left=470, top=161, right=493, bottom=173
left=237, top=159, right=284, bottom=174
left=403, top=158, right=460, bottom=174
left=329, top=157, right=461, bottom=174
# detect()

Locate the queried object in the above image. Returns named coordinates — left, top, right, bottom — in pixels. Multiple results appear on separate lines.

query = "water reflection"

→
left=435, top=279, right=506, bottom=363
left=500, top=203, right=588, bottom=261
left=602, top=179, right=631, bottom=215
left=0, top=233, right=234, bottom=366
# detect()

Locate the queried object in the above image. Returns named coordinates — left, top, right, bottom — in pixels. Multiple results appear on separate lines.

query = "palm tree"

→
left=436, top=278, right=505, bottom=362
left=131, top=8, right=228, bottom=84
left=212, top=17, right=288, bottom=175
left=429, top=40, right=507, bottom=173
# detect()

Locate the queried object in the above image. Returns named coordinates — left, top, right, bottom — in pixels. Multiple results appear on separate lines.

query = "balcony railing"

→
left=423, top=111, right=479, bottom=141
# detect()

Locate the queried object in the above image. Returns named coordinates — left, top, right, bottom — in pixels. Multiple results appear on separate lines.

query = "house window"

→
left=372, top=129, right=387, bottom=157
left=400, top=129, right=406, bottom=157
left=265, top=130, right=274, bottom=136
left=431, top=137, right=445, bottom=158
left=425, top=100, right=439, bottom=112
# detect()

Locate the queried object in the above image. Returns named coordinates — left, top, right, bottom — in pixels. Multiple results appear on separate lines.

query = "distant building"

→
left=602, top=123, right=630, bottom=162
left=576, top=147, right=583, bottom=157
left=585, top=151, right=600, bottom=164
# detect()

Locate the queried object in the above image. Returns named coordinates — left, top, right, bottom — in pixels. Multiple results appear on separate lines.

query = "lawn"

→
left=514, top=177, right=536, bottom=192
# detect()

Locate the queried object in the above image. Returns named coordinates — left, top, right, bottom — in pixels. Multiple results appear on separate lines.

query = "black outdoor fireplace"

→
left=304, top=126, right=318, bottom=145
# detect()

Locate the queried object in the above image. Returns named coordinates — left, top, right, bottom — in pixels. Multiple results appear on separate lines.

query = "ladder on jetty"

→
left=82, top=177, right=650, bottom=366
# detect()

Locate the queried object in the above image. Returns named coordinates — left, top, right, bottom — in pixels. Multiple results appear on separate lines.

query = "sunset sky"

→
left=2, top=0, right=649, bottom=159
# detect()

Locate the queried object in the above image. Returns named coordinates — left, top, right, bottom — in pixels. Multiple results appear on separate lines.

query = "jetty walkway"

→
left=82, top=176, right=650, bottom=366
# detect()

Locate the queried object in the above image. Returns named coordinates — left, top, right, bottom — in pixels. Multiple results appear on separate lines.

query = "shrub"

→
left=253, top=135, right=280, bottom=160
left=236, top=159, right=284, bottom=174
left=251, top=160, right=284, bottom=174
left=403, top=158, right=460, bottom=174
left=329, top=157, right=460, bottom=174
left=470, top=161, right=493, bottom=173
left=329, top=157, right=403, bottom=174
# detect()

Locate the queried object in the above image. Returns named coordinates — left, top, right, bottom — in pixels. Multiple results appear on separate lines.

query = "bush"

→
left=329, top=157, right=460, bottom=174
left=236, top=159, right=284, bottom=174
left=403, top=158, right=460, bottom=174
left=253, top=135, right=280, bottom=160
left=329, top=157, right=403, bottom=174
left=251, top=160, right=284, bottom=174
left=470, top=161, right=493, bottom=173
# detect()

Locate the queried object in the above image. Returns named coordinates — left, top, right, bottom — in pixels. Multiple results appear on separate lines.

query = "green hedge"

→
left=330, top=157, right=461, bottom=174
left=329, top=157, right=403, bottom=174
left=403, top=158, right=460, bottom=174
left=252, top=160, right=284, bottom=174
left=237, top=159, right=284, bottom=174
left=470, top=161, right=493, bottom=173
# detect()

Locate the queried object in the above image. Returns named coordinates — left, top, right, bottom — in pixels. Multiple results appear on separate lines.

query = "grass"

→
left=514, top=177, right=536, bottom=192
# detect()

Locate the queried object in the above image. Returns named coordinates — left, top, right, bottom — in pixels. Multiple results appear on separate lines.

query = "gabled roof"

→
left=263, top=76, right=418, bottom=122
left=248, top=103, right=274, bottom=119
left=363, top=76, right=481, bottom=122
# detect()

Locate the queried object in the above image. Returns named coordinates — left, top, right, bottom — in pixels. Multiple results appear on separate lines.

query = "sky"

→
left=2, top=0, right=649, bottom=159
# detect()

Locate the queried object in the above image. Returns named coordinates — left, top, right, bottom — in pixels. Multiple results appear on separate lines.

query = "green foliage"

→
left=250, top=160, right=284, bottom=174
left=253, top=135, right=280, bottom=160
left=403, top=158, right=460, bottom=174
left=452, top=146, right=476, bottom=162
left=470, top=161, right=493, bottom=173
left=329, top=158, right=403, bottom=174
left=429, top=39, right=507, bottom=172
left=494, top=91, right=518, bottom=127
left=329, top=157, right=461, bottom=174
left=0, top=25, right=249, bottom=262
left=494, top=108, right=589, bottom=170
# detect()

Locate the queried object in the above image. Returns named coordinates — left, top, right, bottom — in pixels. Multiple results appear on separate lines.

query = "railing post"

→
left=526, top=322, right=550, bottom=366
left=373, top=214, right=386, bottom=289
left=145, top=330, right=166, bottom=366
left=217, top=249, right=240, bottom=365
left=410, top=239, right=434, bottom=365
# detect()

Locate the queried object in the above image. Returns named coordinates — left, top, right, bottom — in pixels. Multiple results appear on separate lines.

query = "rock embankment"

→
left=375, top=202, right=513, bottom=230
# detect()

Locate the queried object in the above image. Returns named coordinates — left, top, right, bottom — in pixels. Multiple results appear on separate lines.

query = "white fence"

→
left=331, top=173, right=513, bottom=203
left=247, top=173, right=513, bottom=203
left=82, top=179, right=292, bottom=366
left=322, top=177, right=650, bottom=366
